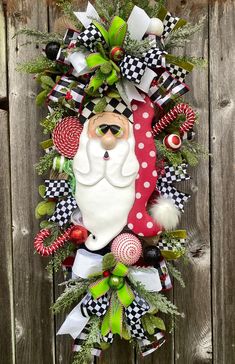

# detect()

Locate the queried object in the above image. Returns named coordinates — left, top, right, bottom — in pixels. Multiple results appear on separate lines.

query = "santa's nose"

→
left=101, top=131, right=117, bottom=150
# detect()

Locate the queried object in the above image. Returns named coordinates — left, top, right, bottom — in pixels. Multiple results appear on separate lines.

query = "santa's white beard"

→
left=73, top=121, right=139, bottom=251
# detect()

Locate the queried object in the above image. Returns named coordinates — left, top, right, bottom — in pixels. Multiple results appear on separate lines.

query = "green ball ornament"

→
left=108, top=275, right=124, bottom=290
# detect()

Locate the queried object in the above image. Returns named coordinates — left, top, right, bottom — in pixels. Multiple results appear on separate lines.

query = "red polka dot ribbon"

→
left=52, top=117, right=83, bottom=158
left=152, top=103, right=195, bottom=136
left=127, top=96, right=162, bottom=237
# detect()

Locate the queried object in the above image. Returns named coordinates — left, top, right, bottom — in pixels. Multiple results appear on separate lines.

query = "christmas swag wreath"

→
left=18, top=0, right=207, bottom=363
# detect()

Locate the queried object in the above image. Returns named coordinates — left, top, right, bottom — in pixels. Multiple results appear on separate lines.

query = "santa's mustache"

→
left=73, top=124, right=139, bottom=188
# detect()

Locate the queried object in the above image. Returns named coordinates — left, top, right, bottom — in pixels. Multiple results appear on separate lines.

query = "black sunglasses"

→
left=96, top=124, right=123, bottom=137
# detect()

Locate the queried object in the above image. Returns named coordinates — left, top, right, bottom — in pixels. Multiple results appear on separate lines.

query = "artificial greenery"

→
left=56, top=0, right=82, bottom=29
left=40, top=107, right=65, bottom=134
left=14, top=28, right=62, bottom=44
left=46, top=242, right=75, bottom=275
left=155, top=139, right=183, bottom=166
left=102, top=253, right=117, bottom=271
left=128, top=273, right=182, bottom=317
left=124, top=32, right=152, bottom=58
left=16, top=56, right=57, bottom=74
left=166, top=261, right=185, bottom=288
left=141, top=313, right=166, bottom=335
left=165, top=16, right=206, bottom=50
left=72, top=317, right=101, bottom=364
left=52, top=278, right=91, bottom=313
left=35, top=150, right=58, bottom=175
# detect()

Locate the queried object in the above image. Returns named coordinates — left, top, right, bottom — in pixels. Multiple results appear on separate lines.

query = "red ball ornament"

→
left=163, top=134, right=182, bottom=151
left=69, top=225, right=88, bottom=244
left=103, top=270, right=111, bottom=278
left=111, top=233, right=142, bottom=266
left=52, top=117, right=83, bottom=158
left=110, top=46, right=125, bottom=62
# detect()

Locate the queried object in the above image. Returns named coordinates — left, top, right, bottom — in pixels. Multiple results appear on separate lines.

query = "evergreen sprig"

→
left=166, top=262, right=185, bottom=288
left=52, top=279, right=91, bottom=313
left=165, top=16, right=206, bottom=50
left=124, top=32, right=152, bottom=58
left=46, top=242, right=75, bottom=275
left=14, top=28, right=62, bottom=44
left=72, top=317, right=101, bottom=364
left=40, top=107, right=65, bottom=134
left=128, top=273, right=182, bottom=316
left=16, top=56, right=57, bottom=74
left=35, top=150, right=58, bottom=175
left=56, top=0, right=82, bottom=29
left=155, top=139, right=183, bottom=166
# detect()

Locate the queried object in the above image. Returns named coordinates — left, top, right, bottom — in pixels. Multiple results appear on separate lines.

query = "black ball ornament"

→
left=45, top=42, right=60, bottom=60
left=143, top=245, right=162, bottom=266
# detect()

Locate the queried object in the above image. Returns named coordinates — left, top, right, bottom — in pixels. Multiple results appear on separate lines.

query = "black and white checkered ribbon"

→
left=48, top=75, right=85, bottom=113
left=56, top=28, right=80, bottom=64
left=125, top=293, right=150, bottom=340
left=157, top=237, right=186, bottom=251
left=80, top=291, right=149, bottom=341
left=80, top=97, right=133, bottom=124
left=157, top=164, right=191, bottom=212
left=148, top=71, right=189, bottom=108
left=44, top=179, right=72, bottom=198
left=49, top=196, right=78, bottom=227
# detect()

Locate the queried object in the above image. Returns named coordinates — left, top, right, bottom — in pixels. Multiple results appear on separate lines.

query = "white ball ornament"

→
left=163, top=134, right=182, bottom=151
left=146, top=18, right=164, bottom=37
left=111, top=233, right=142, bottom=266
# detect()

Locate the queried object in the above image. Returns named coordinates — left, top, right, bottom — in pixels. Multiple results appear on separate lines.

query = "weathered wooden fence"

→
left=0, top=0, right=234, bottom=363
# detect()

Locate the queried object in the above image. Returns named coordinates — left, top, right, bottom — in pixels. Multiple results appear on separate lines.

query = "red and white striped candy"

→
left=34, top=226, right=74, bottom=256
left=52, top=116, right=83, bottom=158
left=111, top=233, right=142, bottom=266
left=152, top=103, right=195, bottom=136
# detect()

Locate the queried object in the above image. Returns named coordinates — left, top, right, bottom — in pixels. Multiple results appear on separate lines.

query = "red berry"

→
left=65, top=91, right=73, bottom=101
left=103, top=270, right=111, bottom=277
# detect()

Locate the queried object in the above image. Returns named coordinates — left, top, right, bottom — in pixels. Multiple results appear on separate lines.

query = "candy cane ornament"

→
left=152, top=103, right=195, bottom=136
left=34, top=225, right=87, bottom=256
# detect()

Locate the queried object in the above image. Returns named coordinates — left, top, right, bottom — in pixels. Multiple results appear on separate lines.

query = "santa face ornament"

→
left=73, top=111, right=139, bottom=251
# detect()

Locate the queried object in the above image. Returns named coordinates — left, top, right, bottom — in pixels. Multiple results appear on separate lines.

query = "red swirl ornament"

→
left=152, top=103, right=195, bottom=136
left=52, top=116, right=83, bottom=158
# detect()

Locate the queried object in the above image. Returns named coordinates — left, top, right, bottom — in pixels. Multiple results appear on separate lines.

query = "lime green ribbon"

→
left=85, top=17, right=127, bottom=94
left=89, top=262, right=135, bottom=337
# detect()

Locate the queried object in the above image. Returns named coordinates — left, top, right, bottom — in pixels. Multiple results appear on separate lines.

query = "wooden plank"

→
left=165, top=1, right=212, bottom=363
left=0, top=109, right=15, bottom=364
left=7, top=1, right=55, bottom=363
left=209, top=1, right=235, bottom=363
left=0, top=3, right=14, bottom=363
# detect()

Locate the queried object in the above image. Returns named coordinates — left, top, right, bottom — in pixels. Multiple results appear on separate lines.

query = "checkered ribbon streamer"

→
left=158, top=237, right=186, bottom=251
left=143, top=48, right=167, bottom=69
left=81, top=293, right=110, bottom=318
left=148, top=71, right=189, bottom=108
left=125, top=293, right=150, bottom=340
left=49, top=196, right=78, bottom=227
left=139, top=331, right=166, bottom=356
left=166, top=63, right=189, bottom=83
left=155, top=259, right=172, bottom=290
left=48, top=75, right=85, bottom=113
left=157, top=164, right=191, bottom=212
left=73, top=326, right=102, bottom=357
left=78, top=23, right=107, bottom=52
left=56, top=29, right=80, bottom=64
left=44, top=179, right=72, bottom=199
left=80, top=97, right=133, bottom=124
left=158, top=164, right=190, bottom=185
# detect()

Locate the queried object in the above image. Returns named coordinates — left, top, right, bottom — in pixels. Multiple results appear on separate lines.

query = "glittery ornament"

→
left=111, top=233, right=142, bottom=266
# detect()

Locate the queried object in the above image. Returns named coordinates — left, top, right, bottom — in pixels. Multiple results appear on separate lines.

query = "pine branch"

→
left=16, top=56, right=57, bottom=74
left=56, top=0, right=82, bottom=29
left=46, top=242, right=75, bottom=275
left=165, top=16, right=206, bottom=50
left=124, top=32, right=151, bottom=58
left=72, top=317, right=101, bottom=364
left=155, top=139, right=183, bottom=166
left=128, top=274, right=182, bottom=316
left=14, top=28, right=62, bottom=44
left=35, top=150, right=58, bottom=175
left=52, top=279, right=91, bottom=314
left=40, top=107, right=65, bottom=134
left=166, top=261, right=185, bottom=288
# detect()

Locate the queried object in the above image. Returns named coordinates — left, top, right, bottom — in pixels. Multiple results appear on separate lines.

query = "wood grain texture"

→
left=209, top=1, right=235, bottom=363
left=7, top=1, right=55, bottom=363
left=166, top=1, right=212, bottom=363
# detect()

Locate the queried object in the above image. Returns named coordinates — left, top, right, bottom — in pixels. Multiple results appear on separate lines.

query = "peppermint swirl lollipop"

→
left=52, top=116, right=83, bottom=158
left=111, top=233, right=142, bottom=266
